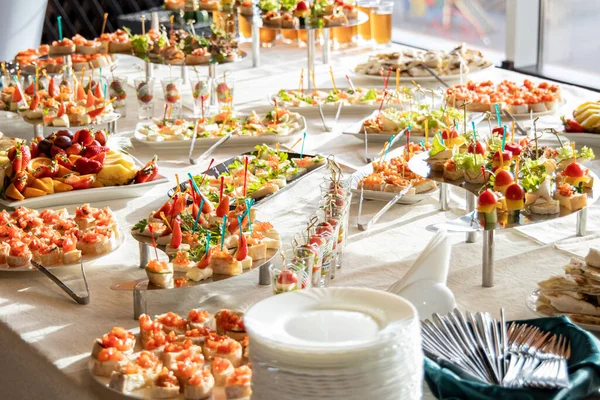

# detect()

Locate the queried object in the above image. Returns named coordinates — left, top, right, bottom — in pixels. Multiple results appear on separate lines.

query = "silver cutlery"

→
left=31, top=259, right=90, bottom=305
left=357, top=183, right=413, bottom=231
left=190, top=129, right=236, bottom=165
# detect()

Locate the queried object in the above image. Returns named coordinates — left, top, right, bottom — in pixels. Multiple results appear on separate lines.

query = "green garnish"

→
left=133, top=219, right=148, bottom=233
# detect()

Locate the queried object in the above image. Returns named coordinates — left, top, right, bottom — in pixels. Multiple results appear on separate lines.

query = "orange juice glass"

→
left=238, top=15, right=252, bottom=41
left=357, top=1, right=374, bottom=41
left=260, top=28, right=278, bottom=47
left=281, top=30, right=298, bottom=44
left=332, top=26, right=356, bottom=49
left=371, top=1, right=393, bottom=47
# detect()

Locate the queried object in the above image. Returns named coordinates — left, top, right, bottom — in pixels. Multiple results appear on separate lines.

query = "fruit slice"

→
left=53, top=180, right=73, bottom=192
left=5, top=183, right=25, bottom=200
left=40, top=177, right=55, bottom=193
left=31, top=178, right=51, bottom=193
left=27, top=157, right=53, bottom=174
left=56, top=164, right=77, bottom=177
left=23, top=187, right=47, bottom=198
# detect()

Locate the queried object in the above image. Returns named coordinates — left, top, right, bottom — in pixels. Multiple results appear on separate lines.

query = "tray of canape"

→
left=168, top=144, right=326, bottom=205
left=445, top=79, right=564, bottom=118
left=0, top=130, right=167, bottom=208
left=125, top=184, right=280, bottom=289
left=0, top=204, right=124, bottom=271
left=133, top=108, right=306, bottom=149
left=527, top=248, right=600, bottom=332
left=353, top=44, right=495, bottom=83
left=342, top=106, right=484, bottom=143
left=408, top=132, right=599, bottom=230
left=269, top=86, right=431, bottom=112
left=15, top=45, right=117, bottom=74
left=89, top=309, right=252, bottom=400
left=351, top=144, right=438, bottom=205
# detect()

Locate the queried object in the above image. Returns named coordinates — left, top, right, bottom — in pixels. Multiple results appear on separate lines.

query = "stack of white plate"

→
left=245, top=287, right=423, bottom=400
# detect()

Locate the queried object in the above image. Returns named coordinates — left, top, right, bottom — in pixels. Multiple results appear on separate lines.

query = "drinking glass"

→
left=270, top=251, right=311, bottom=294
left=161, top=77, right=183, bottom=118
left=189, top=77, right=212, bottom=119
left=332, top=26, right=356, bottom=49
left=260, top=28, right=277, bottom=47
left=357, top=0, right=374, bottom=41
left=371, top=1, right=393, bottom=48
left=108, top=76, right=128, bottom=117
left=238, top=16, right=253, bottom=42
left=293, top=233, right=321, bottom=287
left=281, top=29, right=298, bottom=44
left=134, top=77, right=155, bottom=120
left=214, top=71, right=234, bottom=113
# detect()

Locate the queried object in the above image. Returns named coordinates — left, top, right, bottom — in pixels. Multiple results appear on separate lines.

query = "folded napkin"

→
left=389, top=230, right=455, bottom=318
left=425, top=316, right=600, bottom=400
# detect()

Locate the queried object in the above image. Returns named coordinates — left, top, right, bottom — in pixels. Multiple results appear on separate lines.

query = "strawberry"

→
left=50, top=145, right=66, bottom=158
left=48, top=77, right=57, bottom=98
left=76, top=83, right=86, bottom=101
left=24, top=82, right=35, bottom=96
left=169, top=216, right=182, bottom=249
left=561, top=116, right=585, bottom=133
left=236, top=228, right=248, bottom=261
left=87, top=106, right=106, bottom=119
left=83, top=145, right=109, bottom=158
left=64, top=174, right=95, bottom=190
left=32, top=160, right=59, bottom=178
left=90, top=152, right=106, bottom=165
left=74, top=157, right=102, bottom=175
left=93, top=81, right=103, bottom=99
left=13, top=170, right=28, bottom=192
left=11, top=86, right=22, bottom=103
left=153, top=201, right=172, bottom=219
left=54, top=153, right=73, bottom=168
left=56, top=102, right=66, bottom=118
left=29, top=138, right=39, bottom=158
left=29, top=92, right=40, bottom=111
left=216, top=194, right=230, bottom=218
left=86, top=90, right=95, bottom=108
left=66, top=143, right=83, bottom=155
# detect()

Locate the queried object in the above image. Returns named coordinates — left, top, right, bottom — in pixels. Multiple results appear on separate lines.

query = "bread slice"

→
left=210, top=251, right=242, bottom=276
left=247, top=243, right=267, bottom=260
left=555, top=192, right=587, bottom=211
left=529, top=199, right=560, bottom=214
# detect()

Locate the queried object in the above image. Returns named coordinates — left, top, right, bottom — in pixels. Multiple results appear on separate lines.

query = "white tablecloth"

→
left=1, top=41, right=600, bottom=399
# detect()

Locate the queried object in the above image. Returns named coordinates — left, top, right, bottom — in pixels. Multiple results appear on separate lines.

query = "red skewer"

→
left=198, top=158, right=215, bottom=186
left=386, top=67, right=393, bottom=89
left=148, top=225, right=159, bottom=260
left=219, top=176, right=225, bottom=201
left=345, top=75, right=356, bottom=93
left=481, top=166, right=487, bottom=187
left=378, top=91, right=388, bottom=114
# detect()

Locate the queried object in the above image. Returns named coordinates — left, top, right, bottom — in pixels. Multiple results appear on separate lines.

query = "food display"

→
left=535, top=248, right=600, bottom=326
left=360, top=105, right=464, bottom=136
left=256, top=0, right=361, bottom=29
left=165, top=0, right=223, bottom=11
left=90, top=309, right=252, bottom=399
left=273, top=86, right=417, bottom=108
left=418, top=126, right=596, bottom=224
left=185, top=144, right=326, bottom=202
left=357, top=143, right=437, bottom=196
left=15, top=45, right=116, bottom=74
left=0, top=203, right=120, bottom=269
left=354, top=44, right=493, bottom=78
left=135, top=107, right=304, bottom=144
left=563, top=101, right=600, bottom=133
left=445, top=79, right=562, bottom=115
left=0, top=129, right=160, bottom=203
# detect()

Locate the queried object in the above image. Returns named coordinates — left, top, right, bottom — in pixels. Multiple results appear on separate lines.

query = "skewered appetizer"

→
left=274, top=86, right=417, bottom=108
left=258, top=0, right=358, bottom=29
left=91, top=310, right=252, bottom=398
left=359, top=143, right=437, bottom=195
left=355, top=44, right=493, bottom=78
left=361, top=105, right=463, bottom=135
left=136, top=107, right=303, bottom=142
left=446, top=79, right=562, bottom=114
left=0, top=203, right=120, bottom=269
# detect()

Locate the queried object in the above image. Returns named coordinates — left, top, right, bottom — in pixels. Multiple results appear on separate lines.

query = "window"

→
left=391, top=0, right=508, bottom=64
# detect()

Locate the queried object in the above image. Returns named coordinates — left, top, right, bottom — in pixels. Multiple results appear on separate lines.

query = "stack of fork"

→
left=422, top=308, right=571, bottom=389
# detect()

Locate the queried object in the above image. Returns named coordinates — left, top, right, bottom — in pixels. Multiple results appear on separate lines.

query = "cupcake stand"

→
left=408, top=152, right=597, bottom=288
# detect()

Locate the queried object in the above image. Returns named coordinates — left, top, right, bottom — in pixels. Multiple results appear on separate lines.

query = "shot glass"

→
left=189, top=77, right=212, bottom=119
left=292, top=233, right=320, bottom=287
left=108, top=76, right=128, bottom=117
left=270, top=252, right=311, bottom=295
left=260, top=28, right=278, bottom=48
left=161, top=77, right=183, bottom=118
left=371, top=1, right=393, bottom=48
left=214, top=72, right=234, bottom=113
left=134, top=77, right=155, bottom=120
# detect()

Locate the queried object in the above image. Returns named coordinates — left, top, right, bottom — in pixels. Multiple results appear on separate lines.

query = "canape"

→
left=215, top=309, right=246, bottom=341
left=146, top=259, right=174, bottom=288
left=152, top=367, right=180, bottom=399
left=93, top=348, right=127, bottom=378
left=212, top=356, right=235, bottom=386
left=184, top=369, right=215, bottom=400
left=225, top=366, right=252, bottom=399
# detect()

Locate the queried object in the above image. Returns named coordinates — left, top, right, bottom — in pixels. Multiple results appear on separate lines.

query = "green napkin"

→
left=424, top=316, right=600, bottom=400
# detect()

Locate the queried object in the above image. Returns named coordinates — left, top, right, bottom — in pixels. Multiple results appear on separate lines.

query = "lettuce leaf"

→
left=258, top=0, right=279, bottom=11
left=578, top=146, right=595, bottom=160
left=520, top=158, right=547, bottom=193
left=280, top=0, right=299, bottom=11
left=277, top=89, right=293, bottom=102
left=360, top=89, right=377, bottom=102
left=429, top=135, right=447, bottom=157
left=453, top=152, right=486, bottom=172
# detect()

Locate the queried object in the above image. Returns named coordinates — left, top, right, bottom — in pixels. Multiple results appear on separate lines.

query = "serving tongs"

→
left=502, top=109, right=528, bottom=136
left=421, top=65, right=450, bottom=88
left=189, top=127, right=237, bottom=165
left=31, top=260, right=90, bottom=305
left=357, top=183, right=413, bottom=231
left=317, top=102, right=343, bottom=132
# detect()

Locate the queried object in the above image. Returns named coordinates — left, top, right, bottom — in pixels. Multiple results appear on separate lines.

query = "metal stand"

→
left=145, top=61, right=154, bottom=80
left=466, top=192, right=477, bottom=243
left=482, top=230, right=494, bottom=287
left=259, top=261, right=270, bottom=286
left=139, top=242, right=149, bottom=269
left=307, top=30, right=315, bottom=90
left=322, top=29, right=330, bottom=64
left=251, top=18, right=260, bottom=67
left=107, top=119, right=117, bottom=134
left=439, top=183, right=450, bottom=211
left=181, top=66, right=189, bottom=84
left=133, top=285, right=147, bottom=320
left=33, top=124, right=43, bottom=139
left=576, top=208, right=587, bottom=237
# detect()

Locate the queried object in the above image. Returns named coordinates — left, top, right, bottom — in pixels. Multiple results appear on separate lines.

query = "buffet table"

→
left=1, top=42, right=600, bottom=399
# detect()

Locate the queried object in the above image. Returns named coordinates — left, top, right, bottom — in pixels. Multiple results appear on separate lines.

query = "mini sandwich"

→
left=108, top=363, right=146, bottom=393
left=263, top=11, right=282, bottom=28
left=6, top=241, right=32, bottom=268
left=210, top=249, right=243, bottom=276
left=186, top=248, right=214, bottom=282
left=215, top=309, right=246, bottom=341
left=155, top=312, right=188, bottom=335
left=525, top=176, right=560, bottom=215
left=171, top=251, right=193, bottom=272
left=281, top=13, right=300, bottom=29
left=426, top=136, right=452, bottom=172
left=160, top=45, right=185, bottom=65
left=152, top=367, right=180, bottom=399
left=184, top=369, right=215, bottom=400
left=49, top=38, right=76, bottom=56
left=225, top=366, right=252, bottom=400
left=91, top=327, right=136, bottom=358
left=441, top=129, right=466, bottom=149
left=292, top=156, right=326, bottom=171
left=203, top=335, right=243, bottom=367
left=145, top=259, right=174, bottom=288
left=442, top=159, right=463, bottom=181
left=554, top=183, right=587, bottom=211
left=235, top=230, right=253, bottom=269
left=185, top=48, right=211, bottom=65
left=93, top=348, right=127, bottom=378
left=559, top=162, right=593, bottom=189
left=453, top=152, right=486, bottom=183
left=324, top=12, right=349, bottom=27
left=162, top=341, right=202, bottom=366
left=187, top=309, right=214, bottom=331
left=239, top=0, right=255, bottom=16
left=212, top=357, right=235, bottom=386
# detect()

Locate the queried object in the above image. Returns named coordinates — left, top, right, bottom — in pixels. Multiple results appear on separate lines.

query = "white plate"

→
left=509, top=100, right=565, bottom=119
left=132, top=116, right=306, bottom=149
left=245, top=287, right=417, bottom=353
left=559, top=132, right=600, bottom=148
left=267, top=89, right=384, bottom=114
left=350, top=63, right=495, bottom=83
left=0, top=154, right=168, bottom=209
left=23, top=113, right=121, bottom=135
left=526, top=288, right=600, bottom=333
left=0, top=229, right=126, bottom=272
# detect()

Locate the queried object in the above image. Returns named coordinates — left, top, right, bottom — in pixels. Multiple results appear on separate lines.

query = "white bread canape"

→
left=184, top=369, right=215, bottom=400
left=212, top=356, right=234, bottom=386
left=93, top=348, right=127, bottom=378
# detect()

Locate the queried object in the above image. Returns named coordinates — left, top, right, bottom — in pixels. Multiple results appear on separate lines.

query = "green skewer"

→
left=221, top=215, right=227, bottom=250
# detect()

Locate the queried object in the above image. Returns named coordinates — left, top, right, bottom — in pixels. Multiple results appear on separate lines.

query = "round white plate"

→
left=245, top=287, right=417, bottom=353
left=350, top=63, right=495, bottom=84
left=560, top=131, right=600, bottom=148
left=525, top=288, right=600, bottom=332
left=23, top=113, right=121, bottom=135
left=0, top=229, right=126, bottom=272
